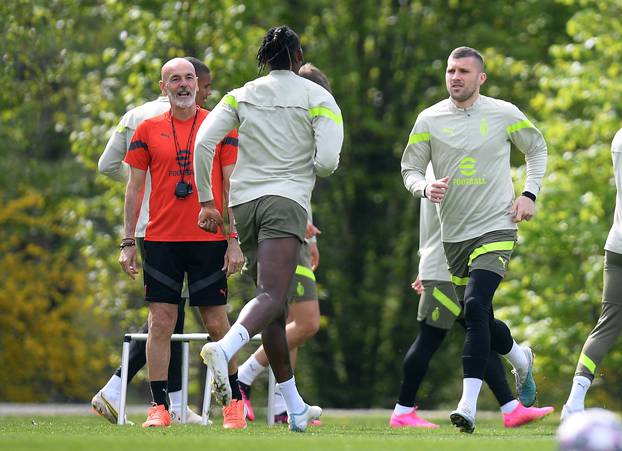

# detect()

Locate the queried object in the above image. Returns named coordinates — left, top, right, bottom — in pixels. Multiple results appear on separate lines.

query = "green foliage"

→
left=496, top=0, right=622, bottom=408
left=4, top=0, right=618, bottom=409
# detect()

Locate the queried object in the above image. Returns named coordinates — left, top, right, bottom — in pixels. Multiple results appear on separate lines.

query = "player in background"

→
left=562, top=129, right=622, bottom=420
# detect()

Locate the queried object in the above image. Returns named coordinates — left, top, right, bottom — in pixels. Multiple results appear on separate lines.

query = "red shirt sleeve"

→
left=124, top=123, right=150, bottom=170
left=219, top=128, right=238, bottom=167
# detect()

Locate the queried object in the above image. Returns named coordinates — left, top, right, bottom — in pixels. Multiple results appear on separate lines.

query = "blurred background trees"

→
left=2, top=0, right=621, bottom=410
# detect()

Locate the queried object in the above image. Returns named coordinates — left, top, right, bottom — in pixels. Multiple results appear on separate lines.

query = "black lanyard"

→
left=170, top=108, right=198, bottom=183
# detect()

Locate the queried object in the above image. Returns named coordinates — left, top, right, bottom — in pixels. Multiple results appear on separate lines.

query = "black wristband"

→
left=119, top=238, right=136, bottom=250
left=521, top=191, right=536, bottom=202
left=422, top=184, right=428, bottom=198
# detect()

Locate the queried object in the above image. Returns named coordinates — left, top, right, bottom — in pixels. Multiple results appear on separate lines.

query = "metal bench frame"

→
left=117, top=333, right=276, bottom=425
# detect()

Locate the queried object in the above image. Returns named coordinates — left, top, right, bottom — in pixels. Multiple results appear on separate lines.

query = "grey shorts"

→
left=233, top=195, right=308, bottom=282
left=287, top=242, right=318, bottom=303
left=443, top=229, right=517, bottom=300
left=603, top=250, right=622, bottom=304
left=417, top=280, right=462, bottom=330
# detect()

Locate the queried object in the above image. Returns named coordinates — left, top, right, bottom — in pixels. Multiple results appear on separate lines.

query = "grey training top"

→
left=401, top=95, right=548, bottom=243
left=605, top=128, right=622, bottom=254
left=194, top=70, right=343, bottom=213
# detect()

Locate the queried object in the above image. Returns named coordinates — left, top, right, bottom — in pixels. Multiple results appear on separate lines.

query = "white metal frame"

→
left=116, top=333, right=276, bottom=425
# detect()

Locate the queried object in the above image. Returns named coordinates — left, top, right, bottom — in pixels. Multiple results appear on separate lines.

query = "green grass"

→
left=0, top=414, right=558, bottom=451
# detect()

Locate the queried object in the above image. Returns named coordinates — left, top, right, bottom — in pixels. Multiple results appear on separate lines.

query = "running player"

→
left=562, top=128, right=622, bottom=420
left=391, top=165, right=553, bottom=429
left=238, top=63, right=328, bottom=425
left=401, top=46, right=549, bottom=433
left=194, top=26, right=343, bottom=432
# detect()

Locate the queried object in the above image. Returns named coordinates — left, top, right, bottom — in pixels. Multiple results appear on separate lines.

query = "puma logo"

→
left=498, top=256, right=507, bottom=269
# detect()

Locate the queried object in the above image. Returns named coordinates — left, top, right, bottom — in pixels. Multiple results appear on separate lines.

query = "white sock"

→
left=101, top=375, right=122, bottom=399
left=503, top=341, right=529, bottom=377
left=218, top=323, right=250, bottom=361
left=566, top=375, right=591, bottom=409
left=277, top=376, right=306, bottom=415
left=169, top=390, right=182, bottom=412
left=393, top=403, right=414, bottom=416
left=238, top=354, right=267, bottom=385
left=500, top=399, right=519, bottom=414
left=273, top=388, right=287, bottom=414
left=457, top=378, right=483, bottom=416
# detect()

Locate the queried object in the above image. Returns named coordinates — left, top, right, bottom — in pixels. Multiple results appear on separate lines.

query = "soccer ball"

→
left=557, top=408, right=622, bottom=451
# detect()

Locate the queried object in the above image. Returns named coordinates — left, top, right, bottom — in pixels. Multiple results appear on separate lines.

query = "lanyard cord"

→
left=170, top=107, right=198, bottom=183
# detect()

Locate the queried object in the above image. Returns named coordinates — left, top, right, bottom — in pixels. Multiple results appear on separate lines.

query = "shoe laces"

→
left=147, top=404, right=167, bottom=419
left=224, top=400, right=243, bottom=419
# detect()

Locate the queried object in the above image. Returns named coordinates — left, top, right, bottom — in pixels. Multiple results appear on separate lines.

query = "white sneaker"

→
left=288, top=404, right=322, bottom=432
left=449, top=405, right=476, bottom=433
left=91, top=391, right=134, bottom=425
left=561, top=403, right=583, bottom=422
left=200, top=343, right=231, bottom=406
left=170, top=406, right=211, bottom=425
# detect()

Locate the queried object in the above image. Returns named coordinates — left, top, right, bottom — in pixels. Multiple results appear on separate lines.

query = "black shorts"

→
left=143, top=241, right=228, bottom=307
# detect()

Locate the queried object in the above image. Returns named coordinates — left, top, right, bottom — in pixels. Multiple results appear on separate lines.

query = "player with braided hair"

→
left=194, top=26, right=343, bottom=432
left=256, top=26, right=301, bottom=72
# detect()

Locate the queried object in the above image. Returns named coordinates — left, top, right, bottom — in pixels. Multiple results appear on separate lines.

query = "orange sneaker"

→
left=223, top=399, right=247, bottom=429
left=142, top=404, right=172, bottom=428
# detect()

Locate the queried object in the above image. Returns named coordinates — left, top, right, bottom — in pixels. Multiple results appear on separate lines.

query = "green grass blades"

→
left=0, top=414, right=558, bottom=451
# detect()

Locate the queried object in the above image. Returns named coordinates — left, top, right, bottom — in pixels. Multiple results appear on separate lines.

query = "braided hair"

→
left=257, top=26, right=301, bottom=72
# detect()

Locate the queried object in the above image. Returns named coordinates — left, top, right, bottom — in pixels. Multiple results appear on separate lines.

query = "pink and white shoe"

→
left=238, top=382, right=255, bottom=421
left=390, top=408, right=439, bottom=429
left=503, top=402, right=554, bottom=428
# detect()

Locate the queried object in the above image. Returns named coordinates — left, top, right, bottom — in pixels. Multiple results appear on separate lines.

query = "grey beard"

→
left=172, top=95, right=195, bottom=109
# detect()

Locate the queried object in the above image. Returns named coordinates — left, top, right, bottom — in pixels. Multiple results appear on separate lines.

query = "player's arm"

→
left=222, top=162, right=244, bottom=277
left=310, top=93, right=344, bottom=177
left=411, top=274, right=423, bottom=295
left=119, top=165, right=146, bottom=279
left=401, top=120, right=448, bottom=202
left=507, top=107, right=548, bottom=222
left=98, top=119, right=132, bottom=182
left=612, top=130, right=622, bottom=199
left=194, top=94, right=240, bottom=232
left=304, top=207, right=321, bottom=270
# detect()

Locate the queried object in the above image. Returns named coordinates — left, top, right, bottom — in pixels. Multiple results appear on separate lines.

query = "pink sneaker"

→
left=503, top=402, right=554, bottom=428
left=390, top=408, right=440, bottom=429
left=238, top=382, right=255, bottom=421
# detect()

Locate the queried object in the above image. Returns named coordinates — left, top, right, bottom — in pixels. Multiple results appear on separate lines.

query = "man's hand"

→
left=309, top=242, right=320, bottom=271
left=223, top=239, right=245, bottom=277
left=411, top=275, right=423, bottom=295
left=198, top=201, right=224, bottom=233
left=425, top=176, right=450, bottom=203
left=508, top=195, right=535, bottom=223
left=119, top=246, right=139, bottom=280
left=305, top=222, right=321, bottom=240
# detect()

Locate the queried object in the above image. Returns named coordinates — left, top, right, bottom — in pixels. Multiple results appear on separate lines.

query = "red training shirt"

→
left=125, top=107, right=238, bottom=241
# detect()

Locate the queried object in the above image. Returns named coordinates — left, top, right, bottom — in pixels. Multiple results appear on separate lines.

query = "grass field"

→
left=0, top=412, right=559, bottom=451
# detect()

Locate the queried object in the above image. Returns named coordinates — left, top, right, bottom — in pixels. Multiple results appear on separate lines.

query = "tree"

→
left=496, top=0, right=622, bottom=408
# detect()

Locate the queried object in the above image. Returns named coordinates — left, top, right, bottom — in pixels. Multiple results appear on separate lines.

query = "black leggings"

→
left=397, top=318, right=514, bottom=408
left=114, top=300, right=185, bottom=392
left=462, top=269, right=513, bottom=379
